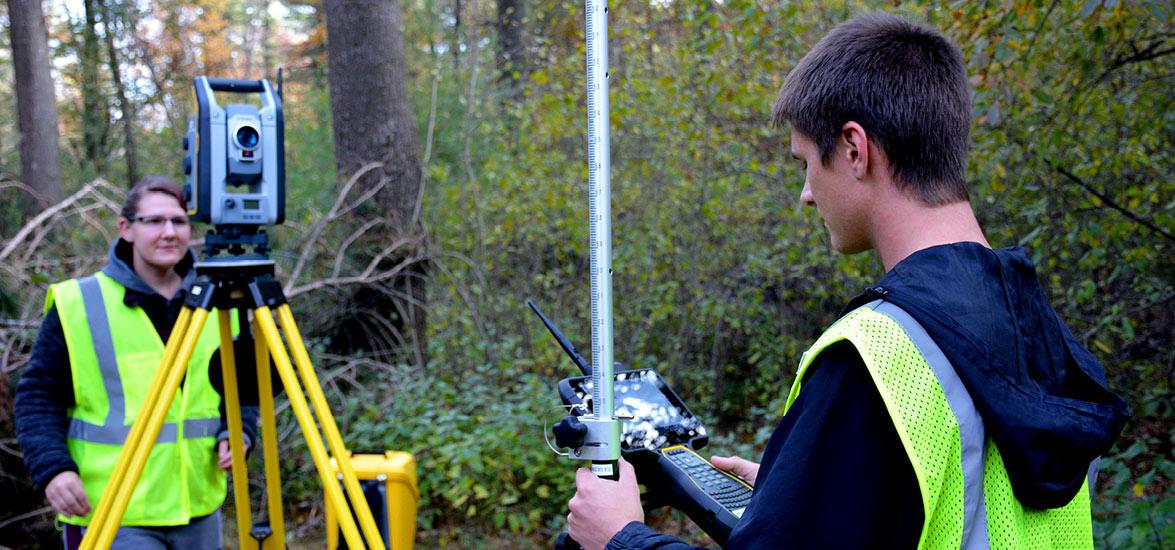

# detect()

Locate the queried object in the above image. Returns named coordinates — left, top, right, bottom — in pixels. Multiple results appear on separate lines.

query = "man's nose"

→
left=799, top=180, right=815, bottom=207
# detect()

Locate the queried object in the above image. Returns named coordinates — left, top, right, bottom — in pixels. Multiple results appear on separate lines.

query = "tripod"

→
left=79, top=255, right=387, bottom=550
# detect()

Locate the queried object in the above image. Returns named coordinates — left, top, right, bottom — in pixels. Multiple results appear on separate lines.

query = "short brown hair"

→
left=772, top=13, right=971, bottom=206
left=121, top=175, right=186, bottom=219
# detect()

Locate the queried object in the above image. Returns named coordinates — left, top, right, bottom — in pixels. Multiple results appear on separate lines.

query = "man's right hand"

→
left=711, top=455, right=760, bottom=487
left=45, top=471, right=91, bottom=517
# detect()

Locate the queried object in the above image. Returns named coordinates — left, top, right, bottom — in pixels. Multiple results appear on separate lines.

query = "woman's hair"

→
left=120, top=175, right=187, bottom=219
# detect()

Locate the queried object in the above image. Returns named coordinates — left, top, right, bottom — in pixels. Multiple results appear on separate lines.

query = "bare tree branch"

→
left=414, top=57, right=444, bottom=228
left=1053, top=164, right=1175, bottom=243
left=286, top=253, right=423, bottom=300
left=332, top=219, right=384, bottom=279
left=286, top=162, right=385, bottom=292
left=0, top=507, right=52, bottom=530
left=0, top=178, right=121, bottom=261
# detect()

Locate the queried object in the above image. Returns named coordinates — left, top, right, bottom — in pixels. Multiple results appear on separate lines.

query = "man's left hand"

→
left=217, top=439, right=250, bottom=470
left=567, top=458, right=644, bottom=550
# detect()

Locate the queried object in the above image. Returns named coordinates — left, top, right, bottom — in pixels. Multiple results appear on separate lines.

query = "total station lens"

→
left=236, top=126, right=260, bottom=149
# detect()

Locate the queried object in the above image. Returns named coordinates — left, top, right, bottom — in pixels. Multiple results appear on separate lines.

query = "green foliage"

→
left=424, top=0, right=878, bottom=437
left=1092, top=389, right=1175, bottom=548
left=948, top=5, right=1173, bottom=545
left=270, top=348, right=572, bottom=543
left=0, top=0, right=1169, bottom=545
left=412, top=0, right=1173, bottom=541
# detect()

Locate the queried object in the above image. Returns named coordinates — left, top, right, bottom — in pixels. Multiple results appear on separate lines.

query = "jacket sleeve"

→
left=606, top=521, right=709, bottom=550
left=215, top=406, right=260, bottom=452
left=723, top=341, right=922, bottom=549
left=14, top=306, right=80, bottom=491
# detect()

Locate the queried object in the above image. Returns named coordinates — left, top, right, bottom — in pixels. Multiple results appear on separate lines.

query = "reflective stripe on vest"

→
left=65, top=276, right=220, bottom=444
left=787, top=300, right=1096, bottom=550
left=874, top=301, right=990, bottom=549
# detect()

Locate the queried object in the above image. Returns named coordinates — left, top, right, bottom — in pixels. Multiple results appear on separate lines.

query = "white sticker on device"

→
left=591, top=463, right=615, bottom=477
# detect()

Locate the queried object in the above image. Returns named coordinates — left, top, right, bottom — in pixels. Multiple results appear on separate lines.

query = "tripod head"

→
left=201, top=224, right=272, bottom=260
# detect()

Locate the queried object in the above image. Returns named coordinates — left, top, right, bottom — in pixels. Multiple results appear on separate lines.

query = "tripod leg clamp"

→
left=248, top=274, right=287, bottom=308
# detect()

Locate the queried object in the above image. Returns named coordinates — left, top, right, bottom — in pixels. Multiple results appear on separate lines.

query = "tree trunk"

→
left=98, top=0, right=137, bottom=187
left=260, top=0, right=273, bottom=77
left=324, top=0, right=428, bottom=366
left=496, top=0, right=525, bottom=92
left=6, top=0, right=63, bottom=215
left=80, top=0, right=110, bottom=173
left=452, top=0, right=462, bottom=68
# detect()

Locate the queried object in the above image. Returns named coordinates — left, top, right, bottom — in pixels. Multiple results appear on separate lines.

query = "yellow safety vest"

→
left=48, top=272, right=231, bottom=526
left=786, top=300, right=1094, bottom=549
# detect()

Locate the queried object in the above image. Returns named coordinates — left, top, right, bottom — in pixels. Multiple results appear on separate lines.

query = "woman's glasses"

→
left=128, top=216, right=191, bottom=229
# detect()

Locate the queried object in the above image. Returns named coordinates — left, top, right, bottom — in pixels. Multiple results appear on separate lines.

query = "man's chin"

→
left=830, top=238, right=871, bottom=255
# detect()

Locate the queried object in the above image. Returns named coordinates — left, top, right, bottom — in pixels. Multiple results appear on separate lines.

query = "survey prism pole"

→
left=578, top=0, right=622, bottom=480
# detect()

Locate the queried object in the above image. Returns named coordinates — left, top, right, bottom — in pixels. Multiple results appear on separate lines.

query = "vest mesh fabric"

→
left=982, top=440, right=1093, bottom=550
left=786, top=303, right=1094, bottom=550
left=789, top=306, right=964, bottom=549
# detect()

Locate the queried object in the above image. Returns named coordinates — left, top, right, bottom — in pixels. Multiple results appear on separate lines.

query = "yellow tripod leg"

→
left=219, top=309, right=257, bottom=550
left=326, top=496, right=338, bottom=550
left=85, top=305, right=193, bottom=533
left=276, top=304, right=386, bottom=550
left=251, top=306, right=372, bottom=550
left=253, top=316, right=285, bottom=549
left=82, top=308, right=210, bottom=550
left=81, top=306, right=193, bottom=548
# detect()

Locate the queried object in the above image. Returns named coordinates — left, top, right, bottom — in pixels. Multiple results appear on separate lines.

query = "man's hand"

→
left=45, top=471, right=91, bottom=517
left=567, top=458, right=644, bottom=550
left=217, top=439, right=250, bottom=470
left=710, top=455, right=760, bottom=487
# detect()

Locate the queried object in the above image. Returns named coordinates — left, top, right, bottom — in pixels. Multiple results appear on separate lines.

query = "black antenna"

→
left=277, top=68, right=284, bottom=99
left=527, top=299, right=591, bottom=376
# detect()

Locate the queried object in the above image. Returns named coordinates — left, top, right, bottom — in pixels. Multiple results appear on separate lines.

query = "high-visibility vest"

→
left=786, top=300, right=1095, bottom=549
left=48, top=272, right=231, bottom=526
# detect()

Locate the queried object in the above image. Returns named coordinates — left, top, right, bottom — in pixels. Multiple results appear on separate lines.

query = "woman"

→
left=15, top=176, right=257, bottom=549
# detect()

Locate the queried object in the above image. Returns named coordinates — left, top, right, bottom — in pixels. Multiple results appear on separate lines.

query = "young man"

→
left=15, top=176, right=259, bottom=549
left=566, top=13, right=1129, bottom=549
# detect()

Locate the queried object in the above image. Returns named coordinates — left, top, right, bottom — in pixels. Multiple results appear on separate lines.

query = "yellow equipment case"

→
left=326, top=451, right=419, bottom=550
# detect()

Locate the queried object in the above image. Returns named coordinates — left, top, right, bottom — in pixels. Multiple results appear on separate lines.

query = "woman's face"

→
left=117, top=192, right=191, bottom=273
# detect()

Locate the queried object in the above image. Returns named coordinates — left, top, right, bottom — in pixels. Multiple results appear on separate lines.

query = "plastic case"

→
left=326, top=451, right=419, bottom=550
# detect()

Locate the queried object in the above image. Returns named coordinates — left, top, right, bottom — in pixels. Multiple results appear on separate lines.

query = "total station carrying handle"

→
left=204, top=77, right=268, bottom=93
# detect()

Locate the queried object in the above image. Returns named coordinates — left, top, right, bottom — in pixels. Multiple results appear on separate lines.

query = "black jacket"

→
left=608, top=243, right=1129, bottom=549
left=14, top=239, right=260, bottom=491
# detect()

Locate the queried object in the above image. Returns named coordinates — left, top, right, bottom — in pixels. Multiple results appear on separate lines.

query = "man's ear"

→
left=839, top=122, right=871, bottom=179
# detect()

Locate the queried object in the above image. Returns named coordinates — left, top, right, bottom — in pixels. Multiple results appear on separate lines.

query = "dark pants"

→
left=64, top=509, right=222, bottom=550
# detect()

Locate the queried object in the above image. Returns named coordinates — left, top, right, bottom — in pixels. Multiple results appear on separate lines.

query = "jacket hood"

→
left=848, top=242, right=1130, bottom=509
left=100, top=238, right=197, bottom=297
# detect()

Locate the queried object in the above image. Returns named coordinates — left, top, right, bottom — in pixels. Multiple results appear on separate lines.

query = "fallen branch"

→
left=0, top=507, right=52, bottom=530
left=332, top=219, right=384, bottom=279
left=0, top=178, right=122, bottom=262
left=286, top=162, right=386, bottom=291
left=286, top=253, right=422, bottom=300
